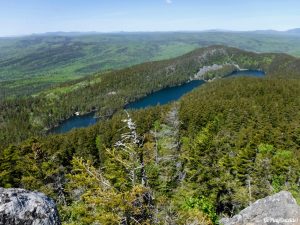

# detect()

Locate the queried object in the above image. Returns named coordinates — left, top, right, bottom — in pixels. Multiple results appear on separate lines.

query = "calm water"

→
left=125, top=80, right=205, bottom=110
left=50, top=70, right=265, bottom=134
left=49, top=112, right=97, bottom=134
left=226, top=70, right=265, bottom=78
left=125, top=70, right=265, bottom=110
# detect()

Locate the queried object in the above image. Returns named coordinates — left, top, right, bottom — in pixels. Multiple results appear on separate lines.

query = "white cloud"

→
left=166, top=0, right=172, bottom=4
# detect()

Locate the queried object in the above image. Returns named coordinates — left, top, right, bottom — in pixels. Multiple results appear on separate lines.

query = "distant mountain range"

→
left=1, top=28, right=300, bottom=38
left=286, top=28, right=300, bottom=34
left=247, top=28, right=300, bottom=35
left=1, top=29, right=300, bottom=99
left=29, top=28, right=300, bottom=37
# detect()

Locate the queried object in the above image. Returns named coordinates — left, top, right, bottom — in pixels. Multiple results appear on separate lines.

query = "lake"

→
left=49, top=112, right=97, bottom=134
left=124, top=80, right=205, bottom=110
left=225, top=69, right=265, bottom=78
left=125, top=70, right=265, bottom=110
left=50, top=70, right=265, bottom=134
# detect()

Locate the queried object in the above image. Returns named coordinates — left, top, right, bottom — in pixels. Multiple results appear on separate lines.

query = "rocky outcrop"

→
left=191, top=63, right=244, bottom=81
left=220, top=191, right=300, bottom=225
left=0, top=188, right=61, bottom=225
left=193, top=64, right=225, bottom=80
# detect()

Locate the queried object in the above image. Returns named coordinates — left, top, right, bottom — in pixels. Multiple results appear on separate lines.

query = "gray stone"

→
left=0, top=188, right=61, bottom=225
left=220, top=191, right=300, bottom=225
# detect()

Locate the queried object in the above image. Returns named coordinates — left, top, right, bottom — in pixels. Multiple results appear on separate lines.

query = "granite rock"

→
left=0, top=188, right=61, bottom=225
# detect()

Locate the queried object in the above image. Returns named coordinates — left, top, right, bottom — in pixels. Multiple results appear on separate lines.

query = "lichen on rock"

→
left=220, top=191, right=300, bottom=225
left=0, top=188, right=61, bottom=225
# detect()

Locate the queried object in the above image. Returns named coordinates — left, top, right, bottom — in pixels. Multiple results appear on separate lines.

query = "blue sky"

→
left=1, top=0, right=300, bottom=36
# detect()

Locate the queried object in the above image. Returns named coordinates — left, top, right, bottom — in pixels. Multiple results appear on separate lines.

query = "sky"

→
left=0, top=0, right=300, bottom=36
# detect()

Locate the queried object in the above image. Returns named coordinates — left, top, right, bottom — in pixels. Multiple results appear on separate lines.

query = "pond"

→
left=225, top=69, right=265, bottom=78
left=125, top=70, right=265, bottom=110
left=50, top=70, right=265, bottom=134
left=49, top=112, right=97, bottom=134
left=124, top=80, right=205, bottom=110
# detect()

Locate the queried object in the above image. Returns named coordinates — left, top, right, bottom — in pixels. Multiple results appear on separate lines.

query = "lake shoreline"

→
left=49, top=69, right=265, bottom=134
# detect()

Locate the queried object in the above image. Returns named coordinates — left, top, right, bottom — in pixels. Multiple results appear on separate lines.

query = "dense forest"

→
left=1, top=31, right=300, bottom=98
left=1, top=46, right=300, bottom=151
left=1, top=76, right=300, bottom=224
left=1, top=45, right=300, bottom=224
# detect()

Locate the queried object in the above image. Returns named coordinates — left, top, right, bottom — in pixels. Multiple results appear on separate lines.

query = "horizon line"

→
left=1, top=28, right=299, bottom=38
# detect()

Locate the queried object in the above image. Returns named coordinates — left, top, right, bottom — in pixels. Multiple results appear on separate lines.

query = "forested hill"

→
left=1, top=32, right=300, bottom=98
left=1, top=45, right=300, bottom=149
left=1, top=77, right=300, bottom=224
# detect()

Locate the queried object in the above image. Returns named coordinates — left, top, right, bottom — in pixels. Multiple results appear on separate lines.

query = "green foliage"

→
left=0, top=145, right=22, bottom=187
left=3, top=45, right=300, bottom=151
left=1, top=46, right=300, bottom=224
left=183, top=196, right=218, bottom=223
left=271, top=175, right=285, bottom=193
left=64, top=122, right=155, bottom=224
left=258, top=143, right=274, bottom=154
left=2, top=32, right=300, bottom=98
left=176, top=209, right=214, bottom=225
left=63, top=157, right=122, bottom=224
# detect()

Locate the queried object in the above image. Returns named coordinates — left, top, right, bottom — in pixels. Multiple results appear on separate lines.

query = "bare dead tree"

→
left=112, top=110, right=147, bottom=187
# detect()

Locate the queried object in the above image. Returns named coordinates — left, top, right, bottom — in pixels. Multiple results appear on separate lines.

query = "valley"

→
left=51, top=70, right=265, bottom=134
left=1, top=31, right=300, bottom=98
left=0, top=45, right=300, bottom=224
left=2, top=45, right=300, bottom=149
left=1, top=1, right=300, bottom=224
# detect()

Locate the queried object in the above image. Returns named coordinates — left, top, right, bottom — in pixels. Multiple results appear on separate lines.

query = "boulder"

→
left=0, top=188, right=61, bottom=225
left=220, top=191, right=300, bottom=225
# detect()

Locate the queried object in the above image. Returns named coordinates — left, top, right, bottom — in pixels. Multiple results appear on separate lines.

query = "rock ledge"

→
left=0, top=188, right=61, bottom=225
left=220, top=191, right=300, bottom=225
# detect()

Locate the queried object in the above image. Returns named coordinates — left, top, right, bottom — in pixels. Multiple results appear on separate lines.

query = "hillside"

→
left=0, top=45, right=300, bottom=224
left=1, top=45, right=300, bottom=149
left=287, top=28, right=300, bottom=35
left=1, top=76, right=300, bottom=224
left=1, top=31, right=300, bottom=98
